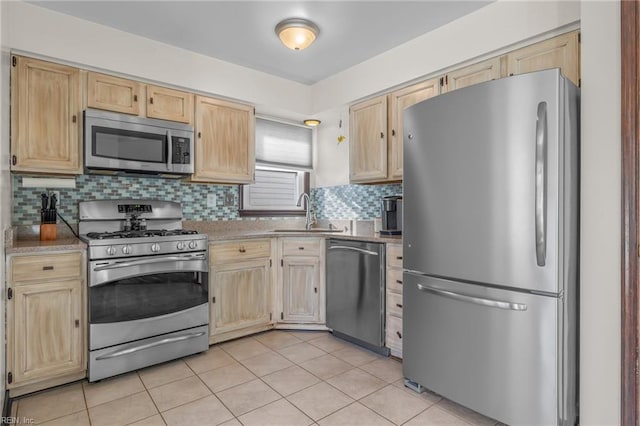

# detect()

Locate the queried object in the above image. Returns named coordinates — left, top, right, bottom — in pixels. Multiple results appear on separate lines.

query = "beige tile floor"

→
left=12, top=330, right=501, bottom=426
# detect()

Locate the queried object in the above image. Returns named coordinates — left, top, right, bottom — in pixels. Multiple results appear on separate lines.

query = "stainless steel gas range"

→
left=78, top=200, right=209, bottom=382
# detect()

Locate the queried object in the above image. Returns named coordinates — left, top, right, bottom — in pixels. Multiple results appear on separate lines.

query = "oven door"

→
left=89, top=252, right=208, bottom=350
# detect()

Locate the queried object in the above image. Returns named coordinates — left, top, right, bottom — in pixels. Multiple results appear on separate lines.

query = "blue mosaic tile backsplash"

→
left=12, top=175, right=402, bottom=225
left=311, top=183, right=402, bottom=220
left=12, top=175, right=239, bottom=225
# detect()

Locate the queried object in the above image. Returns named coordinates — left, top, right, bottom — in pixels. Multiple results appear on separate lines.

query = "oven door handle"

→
left=95, top=331, right=206, bottom=360
left=94, top=255, right=205, bottom=271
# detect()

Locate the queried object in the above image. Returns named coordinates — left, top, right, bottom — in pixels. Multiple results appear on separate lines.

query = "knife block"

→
left=40, top=224, right=57, bottom=241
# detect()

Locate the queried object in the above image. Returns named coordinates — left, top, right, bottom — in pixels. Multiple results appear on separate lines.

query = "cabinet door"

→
left=443, top=57, right=503, bottom=93
left=194, top=96, right=255, bottom=184
left=507, top=31, right=580, bottom=87
left=210, top=259, right=271, bottom=337
left=11, top=56, right=81, bottom=174
left=9, top=280, right=83, bottom=386
left=146, top=85, right=194, bottom=124
left=349, top=95, right=388, bottom=183
left=87, top=72, right=142, bottom=115
left=388, top=79, right=439, bottom=179
left=282, top=256, right=321, bottom=323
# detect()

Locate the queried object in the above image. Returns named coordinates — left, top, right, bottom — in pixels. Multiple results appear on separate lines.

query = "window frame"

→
left=238, top=167, right=310, bottom=217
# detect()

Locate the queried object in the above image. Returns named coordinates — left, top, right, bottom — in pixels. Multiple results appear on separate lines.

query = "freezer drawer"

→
left=403, top=272, right=571, bottom=426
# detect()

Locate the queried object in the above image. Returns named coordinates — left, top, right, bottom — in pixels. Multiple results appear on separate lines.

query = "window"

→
left=240, top=118, right=312, bottom=216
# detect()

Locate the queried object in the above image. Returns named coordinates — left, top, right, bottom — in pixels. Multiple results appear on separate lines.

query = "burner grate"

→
left=86, top=229, right=198, bottom=240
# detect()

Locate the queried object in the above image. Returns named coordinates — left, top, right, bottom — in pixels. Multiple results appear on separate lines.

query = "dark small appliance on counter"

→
left=381, top=195, right=403, bottom=235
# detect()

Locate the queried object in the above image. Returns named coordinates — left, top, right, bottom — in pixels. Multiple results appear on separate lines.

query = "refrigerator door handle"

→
left=535, top=101, right=548, bottom=267
left=416, top=283, right=527, bottom=311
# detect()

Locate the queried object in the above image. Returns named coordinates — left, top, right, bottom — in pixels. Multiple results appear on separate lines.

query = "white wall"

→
left=314, top=0, right=581, bottom=187
left=4, top=1, right=312, bottom=119
left=579, top=1, right=621, bottom=424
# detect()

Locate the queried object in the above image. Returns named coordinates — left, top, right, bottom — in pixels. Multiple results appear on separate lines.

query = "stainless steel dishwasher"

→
left=326, top=239, right=388, bottom=355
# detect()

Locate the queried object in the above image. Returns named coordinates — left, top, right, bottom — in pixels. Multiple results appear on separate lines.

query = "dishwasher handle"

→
left=328, top=245, right=379, bottom=256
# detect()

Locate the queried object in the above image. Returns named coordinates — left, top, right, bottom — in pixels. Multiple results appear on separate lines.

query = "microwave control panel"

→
left=172, top=136, right=191, bottom=164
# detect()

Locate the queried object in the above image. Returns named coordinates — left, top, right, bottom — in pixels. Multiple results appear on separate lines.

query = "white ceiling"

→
left=29, top=1, right=493, bottom=85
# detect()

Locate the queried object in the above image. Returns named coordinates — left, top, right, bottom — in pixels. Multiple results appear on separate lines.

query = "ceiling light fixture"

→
left=275, top=18, right=319, bottom=51
left=304, top=119, right=321, bottom=127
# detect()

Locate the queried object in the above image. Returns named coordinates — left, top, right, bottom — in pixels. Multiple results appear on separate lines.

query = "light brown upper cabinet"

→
left=349, top=95, right=388, bottom=183
left=507, top=31, right=580, bottom=87
left=87, top=73, right=193, bottom=124
left=193, top=95, right=255, bottom=184
left=146, top=85, right=194, bottom=124
left=11, top=56, right=82, bottom=175
left=388, top=79, right=440, bottom=179
left=442, top=57, right=503, bottom=93
left=87, top=72, right=142, bottom=116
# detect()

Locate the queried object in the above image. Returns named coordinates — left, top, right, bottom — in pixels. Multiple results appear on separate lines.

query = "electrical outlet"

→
left=206, top=193, right=216, bottom=208
left=224, top=193, right=234, bottom=207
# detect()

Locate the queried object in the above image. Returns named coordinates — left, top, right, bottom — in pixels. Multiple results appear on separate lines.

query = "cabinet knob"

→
left=298, top=247, right=305, bottom=250
left=75, top=319, right=80, bottom=328
left=396, top=331, right=402, bottom=339
left=133, top=95, right=138, bottom=102
left=149, top=97, right=154, bottom=104
left=239, top=247, right=246, bottom=253
left=380, top=132, right=384, bottom=139
left=72, top=115, right=77, bottom=123
left=407, top=134, right=413, bottom=140
left=392, top=129, right=396, bottom=136
left=396, top=303, right=403, bottom=308
left=198, top=132, right=202, bottom=138
left=11, top=155, right=16, bottom=166
left=396, top=280, right=403, bottom=284
left=42, top=266, right=54, bottom=271
left=396, top=256, right=403, bottom=260
left=314, top=287, right=318, bottom=293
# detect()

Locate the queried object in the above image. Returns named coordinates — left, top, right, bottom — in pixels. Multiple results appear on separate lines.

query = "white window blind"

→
left=256, top=118, right=312, bottom=169
left=242, top=167, right=306, bottom=211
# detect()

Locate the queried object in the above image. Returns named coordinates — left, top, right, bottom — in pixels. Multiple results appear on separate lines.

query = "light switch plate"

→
left=224, top=193, right=234, bottom=206
left=207, top=193, right=216, bottom=208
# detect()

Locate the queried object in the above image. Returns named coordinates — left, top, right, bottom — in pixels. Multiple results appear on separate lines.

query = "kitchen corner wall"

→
left=12, top=175, right=402, bottom=225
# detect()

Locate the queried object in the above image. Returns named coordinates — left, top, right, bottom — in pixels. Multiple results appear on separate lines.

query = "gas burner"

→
left=86, top=229, right=198, bottom=240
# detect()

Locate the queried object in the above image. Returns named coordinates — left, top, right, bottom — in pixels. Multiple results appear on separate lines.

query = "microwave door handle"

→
left=166, top=130, right=172, bottom=171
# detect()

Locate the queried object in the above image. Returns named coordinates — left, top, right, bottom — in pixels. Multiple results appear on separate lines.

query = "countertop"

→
left=6, top=238, right=87, bottom=254
left=5, top=221, right=401, bottom=255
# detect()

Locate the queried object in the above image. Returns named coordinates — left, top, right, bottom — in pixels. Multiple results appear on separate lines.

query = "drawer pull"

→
left=396, top=303, right=403, bottom=308
left=42, top=266, right=54, bottom=271
left=396, top=280, right=403, bottom=284
left=298, top=247, right=305, bottom=250
left=314, top=287, right=318, bottom=293
left=75, top=319, right=80, bottom=328
left=239, top=247, right=246, bottom=253
left=396, top=331, right=402, bottom=339
left=396, top=256, right=403, bottom=260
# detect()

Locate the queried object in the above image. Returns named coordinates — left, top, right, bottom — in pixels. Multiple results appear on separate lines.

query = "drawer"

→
left=386, top=314, right=403, bottom=350
left=387, top=292, right=404, bottom=318
left=387, top=268, right=403, bottom=294
left=282, top=238, right=321, bottom=256
left=10, top=252, right=83, bottom=283
left=210, top=239, right=271, bottom=263
left=386, top=243, right=403, bottom=269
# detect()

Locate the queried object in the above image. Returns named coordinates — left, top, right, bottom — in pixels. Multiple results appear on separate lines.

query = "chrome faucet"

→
left=297, top=192, right=315, bottom=230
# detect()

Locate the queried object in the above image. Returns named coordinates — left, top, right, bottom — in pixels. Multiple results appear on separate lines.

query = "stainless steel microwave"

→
left=84, top=108, right=194, bottom=177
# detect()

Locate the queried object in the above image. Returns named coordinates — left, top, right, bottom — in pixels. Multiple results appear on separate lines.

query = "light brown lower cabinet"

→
left=209, top=239, right=274, bottom=343
left=6, top=251, right=86, bottom=395
left=385, top=243, right=403, bottom=358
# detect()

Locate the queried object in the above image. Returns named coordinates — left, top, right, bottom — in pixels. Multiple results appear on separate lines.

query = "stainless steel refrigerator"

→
left=402, top=69, right=579, bottom=426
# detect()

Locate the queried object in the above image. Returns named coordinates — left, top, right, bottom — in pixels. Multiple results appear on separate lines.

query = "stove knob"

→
left=122, top=245, right=132, bottom=255
left=106, top=246, right=116, bottom=256
left=188, top=241, right=197, bottom=249
left=176, top=241, right=185, bottom=250
left=151, top=243, right=160, bottom=253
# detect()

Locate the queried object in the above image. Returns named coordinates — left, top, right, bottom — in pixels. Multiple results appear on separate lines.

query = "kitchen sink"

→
left=271, top=228, right=345, bottom=233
